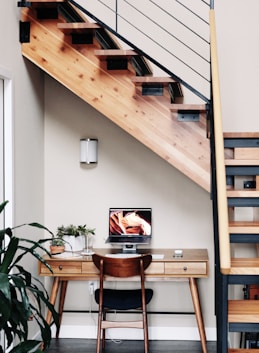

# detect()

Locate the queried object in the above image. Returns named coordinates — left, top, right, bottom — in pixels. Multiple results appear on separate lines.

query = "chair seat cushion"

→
left=95, top=288, right=153, bottom=310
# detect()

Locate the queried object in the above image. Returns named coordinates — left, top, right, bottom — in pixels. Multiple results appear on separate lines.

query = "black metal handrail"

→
left=69, top=0, right=212, bottom=103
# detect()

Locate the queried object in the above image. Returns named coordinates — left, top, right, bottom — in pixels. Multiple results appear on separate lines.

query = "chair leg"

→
left=143, top=309, right=149, bottom=353
left=102, top=310, right=107, bottom=350
left=96, top=309, right=102, bottom=353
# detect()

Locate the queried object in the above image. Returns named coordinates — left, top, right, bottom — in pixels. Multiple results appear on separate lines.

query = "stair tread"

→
left=229, top=300, right=259, bottom=322
left=225, top=159, right=259, bottom=166
left=229, top=221, right=259, bottom=234
left=132, top=77, right=183, bottom=99
left=57, top=22, right=101, bottom=33
left=230, top=258, right=259, bottom=275
left=94, top=49, right=153, bottom=75
left=132, top=76, right=179, bottom=84
left=224, top=132, right=259, bottom=138
left=169, top=104, right=207, bottom=112
left=228, top=348, right=259, bottom=353
left=227, top=190, right=259, bottom=197
left=29, top=0, right=65, bottom=2
left=94, top=49, right=139, bottom=58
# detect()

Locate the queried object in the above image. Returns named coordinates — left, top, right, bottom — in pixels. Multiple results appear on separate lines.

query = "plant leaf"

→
left=14, top=244, right=53, bottom=274
left=0, top=201, right=59, bottom=350
left=0, top=278, right=11, bottom=328
left=0, top=273, right=11, bottom=302
left=9, top=340, right=41, bottom=353
left=12, top=222, right=54, bottom=237
left=0, top=200, right=8, bottom=213
left=0, top=237, right=18, bottom=273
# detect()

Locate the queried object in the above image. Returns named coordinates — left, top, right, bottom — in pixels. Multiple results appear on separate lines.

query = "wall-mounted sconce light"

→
left=80, top=138, right=98, bottom=164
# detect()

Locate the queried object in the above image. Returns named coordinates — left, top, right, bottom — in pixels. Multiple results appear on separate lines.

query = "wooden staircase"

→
left=19, top=0, right=210, bottom=191
left=214, top=132, right=259, bottom=353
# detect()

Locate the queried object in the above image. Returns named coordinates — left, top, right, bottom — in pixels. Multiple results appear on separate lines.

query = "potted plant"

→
left=49, top=236, right=65, bottom=255
left=56, top=224, right=95, bottom=252
left=0, top=200, right=59, bottom=353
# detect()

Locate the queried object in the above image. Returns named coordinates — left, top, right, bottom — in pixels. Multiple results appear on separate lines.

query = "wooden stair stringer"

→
left=21, top=8, right=210, bottom=191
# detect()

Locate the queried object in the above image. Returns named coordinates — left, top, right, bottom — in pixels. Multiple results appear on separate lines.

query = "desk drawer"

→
left=82, top=262, right=99, bottom=274
left=165, top=262, right=207, bottom=275
left=47, top=261, right=82, bottom=274
left=145, top=262, right=165, bottom=275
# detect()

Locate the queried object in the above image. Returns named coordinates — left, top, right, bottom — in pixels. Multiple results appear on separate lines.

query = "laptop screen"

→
left=108, top=208, right=152, bottom=242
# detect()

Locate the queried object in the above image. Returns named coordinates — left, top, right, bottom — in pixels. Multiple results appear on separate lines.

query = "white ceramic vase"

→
left=62, top=235, right=85, bottom=252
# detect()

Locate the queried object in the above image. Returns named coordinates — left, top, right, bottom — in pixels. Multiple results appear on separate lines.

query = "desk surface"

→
left=39, top=248, right=209, bottom=279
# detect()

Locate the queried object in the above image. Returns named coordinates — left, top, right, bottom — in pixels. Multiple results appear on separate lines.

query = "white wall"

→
left=0, top=0, right=45, bottom=341
left=0, top=1, right=45, bottom=226
left=1, top=0, right=259, bottom=344
left=215, top=0, right=259, bottom=132
left=44, top=77, right=215, bottom=339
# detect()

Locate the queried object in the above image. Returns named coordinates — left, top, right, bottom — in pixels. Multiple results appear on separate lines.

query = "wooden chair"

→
left=92, top=254, right=153, bottom=353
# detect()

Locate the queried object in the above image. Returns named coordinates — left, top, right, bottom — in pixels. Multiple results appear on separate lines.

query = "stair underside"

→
left=21, top=6, right=210, bottom=191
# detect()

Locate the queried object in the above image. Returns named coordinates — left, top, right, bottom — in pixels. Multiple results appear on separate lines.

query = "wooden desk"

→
left=39, top=248, right=209, bottom=353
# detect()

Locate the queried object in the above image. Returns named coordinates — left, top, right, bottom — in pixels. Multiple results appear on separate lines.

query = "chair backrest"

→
left=92, top=254, right=152, bottom=278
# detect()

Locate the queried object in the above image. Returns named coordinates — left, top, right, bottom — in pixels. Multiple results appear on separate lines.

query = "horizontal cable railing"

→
left=70, top=0, right=211, bottom=103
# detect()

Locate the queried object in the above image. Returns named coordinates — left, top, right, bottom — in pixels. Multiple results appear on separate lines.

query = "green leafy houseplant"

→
left=56, top=224, right=95, bottom=237
left=56, top=224, right=95, bottom=252
left=0, top=201, right=59, bottom=353
left=50, top=237, right=64, bottom=246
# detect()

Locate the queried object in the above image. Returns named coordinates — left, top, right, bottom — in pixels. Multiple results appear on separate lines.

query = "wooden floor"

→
left=46, top=339, right=216, bottom=352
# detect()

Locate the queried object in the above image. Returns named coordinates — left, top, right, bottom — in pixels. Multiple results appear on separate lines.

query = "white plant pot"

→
left=62, top=235, right=85, bottom=252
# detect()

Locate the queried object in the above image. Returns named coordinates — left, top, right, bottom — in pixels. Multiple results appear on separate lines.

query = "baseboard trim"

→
left=55, top=325, right=216, bottom=341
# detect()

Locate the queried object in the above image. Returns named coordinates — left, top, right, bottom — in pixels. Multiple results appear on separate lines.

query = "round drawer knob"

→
left=59, top=265, right=63, bottom=270
left=183, top=266, right=187, bottom=271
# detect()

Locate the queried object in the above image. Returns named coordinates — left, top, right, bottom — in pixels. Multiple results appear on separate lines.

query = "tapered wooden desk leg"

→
left=46, top=277, right=60, bottom=325
left=189, top=278, right=207, bottom=353
left=56, top=280, right=68, bottom=338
